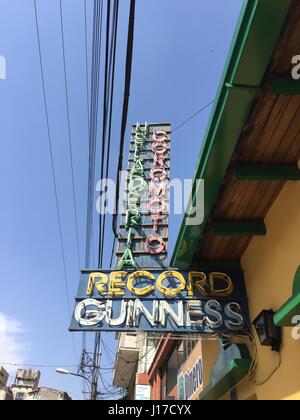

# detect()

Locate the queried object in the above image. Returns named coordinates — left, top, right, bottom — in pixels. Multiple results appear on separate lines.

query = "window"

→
left=166, top=347, right=178, bottom=399
left=15, top=393, right=25, bottom=401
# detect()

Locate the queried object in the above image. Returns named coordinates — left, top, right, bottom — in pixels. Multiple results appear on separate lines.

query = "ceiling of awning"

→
left=193, top=0, right=300, bottom=264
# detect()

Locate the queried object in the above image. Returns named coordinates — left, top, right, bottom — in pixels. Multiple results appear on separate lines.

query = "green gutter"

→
left=171, top=0, right=293, bottom=269
left=274, top=267, right=300, bottom=327
left=199, top=343, right=252, bottom=401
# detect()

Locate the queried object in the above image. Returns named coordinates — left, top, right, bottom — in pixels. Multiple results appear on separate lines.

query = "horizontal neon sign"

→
left=78, top=270, right=247, bottom=299
left=70, top=269, right=250, bottom=334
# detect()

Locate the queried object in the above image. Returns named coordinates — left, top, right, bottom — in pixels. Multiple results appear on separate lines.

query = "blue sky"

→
left=0, top=0, right=243, bottom=400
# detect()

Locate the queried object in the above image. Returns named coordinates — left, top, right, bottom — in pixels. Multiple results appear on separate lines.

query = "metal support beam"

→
left=235, top=164, right=300, bottom=180
left=212, top=220, right=267, bottom=236
left=271, top=76, right=300, bottom=95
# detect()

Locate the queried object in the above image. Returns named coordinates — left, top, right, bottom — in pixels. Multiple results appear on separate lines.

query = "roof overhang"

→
left=113, top=348, right=139, bottom=388
left=171, top=0, right=295, bottom=268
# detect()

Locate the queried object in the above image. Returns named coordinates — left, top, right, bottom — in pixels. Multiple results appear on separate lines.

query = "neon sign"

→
left=117, top=123, right=149, bottom=269
left=146, top=130, right=169, bottom=254
left=70, top=123, right=251, bottom=337
left=70, top=269, right=250, bottom=334
left=116, top=123, right=170, bottom=269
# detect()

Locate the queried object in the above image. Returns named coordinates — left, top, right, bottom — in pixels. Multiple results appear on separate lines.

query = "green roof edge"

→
left=171, top=0, right=293, bottom=269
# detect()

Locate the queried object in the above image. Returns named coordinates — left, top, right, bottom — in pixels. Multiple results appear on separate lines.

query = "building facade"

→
left=0, top=366, right=9, bottom=388
left=0, top=368, right=71, bottom=401
left=113, top=0, right=300, bottom=401
left=113, top=332, right=156, bottom=400
left=0, top=388, right=13, bottom=401
left=171, top=0, right=300, bottom=401
left=10, top=369, right=41, bottom=401
left=25, top=387, right=71, bottom=401
left=0, top=367, right=13, bottom=401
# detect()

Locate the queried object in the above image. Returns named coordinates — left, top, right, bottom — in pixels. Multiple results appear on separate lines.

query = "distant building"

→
left=25, top=387, right=71, bottom=401
left=0, top=367, right=71, bottom=401
left=0, top=387, right=13, bottom=401
left=10, top=369, right=41, bottom=401
left=0, top=367, right=9, bottom=388
left=114, top=333, right=156, bottom=400
left=0, top=367, right=13, bottom=401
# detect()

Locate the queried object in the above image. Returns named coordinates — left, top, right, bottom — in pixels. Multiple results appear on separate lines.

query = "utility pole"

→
left=78, top=332, right=102, bottom=400
left=91, top=332, right=101, bottom=400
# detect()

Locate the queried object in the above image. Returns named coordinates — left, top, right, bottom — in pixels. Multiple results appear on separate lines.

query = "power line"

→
left=84, top=1, right=96, bottom=269
left=101, top=339, right=114, bottom=365
left=102, top=339, right=156, bottom=366
left=99, top=0, right=119, bottom=268
left=84, top=0, right=90, bottom=134
left=85, top=0, right=104, bottom=268
left=1, top=363, right=77, bottom=369
left=109, top=237, right=116, bottom=268
left=81, top=0, right=135, bottom=400
left=98, top=0, right=112, bottom=268
left=172, top=99, right=215, bottom=134
left=80, top=0, right=105, bottom=401
left=82, top=0, right=91, bottom=398
left=33, top=0, right=77, bottom=362
left=112, top=0, right=136, bottom=239
left=59, top=0, right=81, bottom=271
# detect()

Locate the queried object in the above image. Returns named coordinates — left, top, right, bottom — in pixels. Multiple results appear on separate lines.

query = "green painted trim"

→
left=235, top=164, right=300, bottom=180
left=199, top=343, right=252, bottom=401
left=212, top=220, right=267, bottom=236
left=274, top=267, right=300, bottom=327
left=200, top=359, right=252, bottom=401
left=274, top=293, right=300, bottom=327
left=271, top=76, right=300, bottom=95
left=293, top=267, right=300, bottom=295
left=171, top=0, right=293, bottom=269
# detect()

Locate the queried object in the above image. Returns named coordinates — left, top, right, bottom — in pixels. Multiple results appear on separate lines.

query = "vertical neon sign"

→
left=116, top=123, right=170, bottom=269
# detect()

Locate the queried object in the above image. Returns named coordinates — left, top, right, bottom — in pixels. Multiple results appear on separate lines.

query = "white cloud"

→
left=0, top=313, right=29, bottom=375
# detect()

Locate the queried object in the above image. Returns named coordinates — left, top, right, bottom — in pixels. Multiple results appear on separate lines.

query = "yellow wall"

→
left=201, top=339, right=233, bottom=400
left=202, top=339, right=220, bottom=390
left=238, top=181, right=300, bottom=400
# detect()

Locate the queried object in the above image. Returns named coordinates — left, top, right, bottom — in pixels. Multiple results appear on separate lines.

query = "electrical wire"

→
left=82, top=0, right=105, bottom=399
left=83, top=0, right=95, bottom=271
left=101, top=340, right=115, bottom=365
left=85, top=0, right=104, bottom=268
left=33, top=0, right=77, bottom=362
left=105, top=341, right=156, bottom=366
left=98, top=0, right=112, bottom=268
left=82, top=0, right=92, bottom=392
left=81, top=0, right=105, bottom=400
left=112, top=0, right=136, bottom=239
left=99, top=0, right=119, bottom=269
left=81, top=0, right=136, bottom=398
left=84, top=0, right=90, bottom=134
left=109, top=237, right=116, bottom=268
left=59, top=0, right=81, bottom=272
left=99, top=373, right=117, bottom=394
left=254, top=353, right=282, bottom=386
left=0, top=363, right=77, bottom=369
left=99, top=371, right=123, bottom=398
left=171, top=99, right=215, bottom=134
